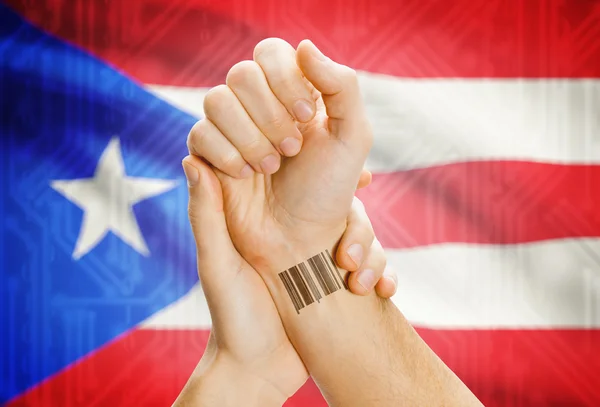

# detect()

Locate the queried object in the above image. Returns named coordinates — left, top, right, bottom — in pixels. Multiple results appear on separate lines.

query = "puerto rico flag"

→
left=1, top=1, right=599, bottom=406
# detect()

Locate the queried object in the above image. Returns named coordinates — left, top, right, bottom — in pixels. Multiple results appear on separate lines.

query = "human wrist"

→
left=253, top=222, right=347, bottom=276
left=259, top=238, right=355, bottom=320
left=211, top=354, right=288, bottom=406
left=177, top=352, right=288, bottom=407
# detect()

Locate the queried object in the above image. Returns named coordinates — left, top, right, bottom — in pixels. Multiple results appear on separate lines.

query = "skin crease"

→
left=177, top=38, right=482, bottom=407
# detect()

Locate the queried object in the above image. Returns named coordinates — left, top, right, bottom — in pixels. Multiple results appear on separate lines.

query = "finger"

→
left=203, top=84, right=281, bottom=175
left=187, top=118, right=254, bottom=179
left=375, top=268, right=397, bottom=299
left=296, top=39, right=372, bottom=150
left=357, top=169, right=372, bottom=189
left=253, top=38, right=316, bottom=124
left=181, top=155, right=245, bottom=293
left=226, top=60, right=304, bottom=158
left=335, top=197, right=374, bottom=272
left=347, top=239, right=386, bottom=296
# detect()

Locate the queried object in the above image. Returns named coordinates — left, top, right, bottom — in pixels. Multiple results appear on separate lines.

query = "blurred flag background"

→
left=1, top=0, right=599, bottom=406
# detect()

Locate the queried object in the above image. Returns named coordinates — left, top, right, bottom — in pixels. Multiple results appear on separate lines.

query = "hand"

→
left=177, top=157, right=394, bottom=404
left=179, top=39, right=484, bottom=407
left=187, top=60, right=392, bottom=295
left=186, top=38, right=372, bottom=285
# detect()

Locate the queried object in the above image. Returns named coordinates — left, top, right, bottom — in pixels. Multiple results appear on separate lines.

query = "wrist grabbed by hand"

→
left=175, top=346, right=290, bottom=407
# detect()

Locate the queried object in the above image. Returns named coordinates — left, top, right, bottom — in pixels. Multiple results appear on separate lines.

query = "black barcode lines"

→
left=279, top=271, right=303, bottom=313
left=279, top=250, right=348, bottom=314
left=298, top=262, right=322, bottom=303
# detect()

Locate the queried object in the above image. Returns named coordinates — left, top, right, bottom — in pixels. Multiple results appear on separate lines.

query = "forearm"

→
left=173, top=343, right=287, bottom=407
left=261, top=241, right=482, bottom=407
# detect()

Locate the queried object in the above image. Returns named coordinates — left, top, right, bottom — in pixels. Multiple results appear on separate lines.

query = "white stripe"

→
left=141, top=238, right=600, bottom=329
left=392, top=238, right=600, bottom=329
left=147, top=76, right=600, bottom=171
left=142, top=283, right=212, bottom=329
left=149, top=85, right=210, bottom=119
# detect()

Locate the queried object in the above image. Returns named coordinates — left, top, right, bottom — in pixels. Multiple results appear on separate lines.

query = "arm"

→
left=187, top=38, right=484, bottom=406
left=262, top=242, right=480, bottom=407
left=173, top=339, right=286, bottom=407
left=174, top=154, right=396, bottom=406
left=256, top=41, right=483, bottom=407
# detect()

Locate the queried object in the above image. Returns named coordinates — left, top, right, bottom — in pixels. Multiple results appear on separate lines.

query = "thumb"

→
left=296, top=39, right=371, bottom=146
left=182, top=155, right=243, bottom=292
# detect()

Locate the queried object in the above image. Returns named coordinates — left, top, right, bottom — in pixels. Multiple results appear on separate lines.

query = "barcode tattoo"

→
left=278, top=250, right=348, bottom=314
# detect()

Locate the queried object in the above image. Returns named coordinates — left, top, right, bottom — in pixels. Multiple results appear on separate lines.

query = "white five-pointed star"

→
left=51, top=138, right=178, bottom=260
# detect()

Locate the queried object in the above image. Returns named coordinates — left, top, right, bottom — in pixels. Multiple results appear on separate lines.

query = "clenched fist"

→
left=185, top=38, right=375, bottom=292
left=179, top=38, right=483, bottom=407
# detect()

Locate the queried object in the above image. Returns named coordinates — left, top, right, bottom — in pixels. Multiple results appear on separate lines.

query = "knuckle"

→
left=239, top=136, right=263, bottom=151
left=253, top=37, right=289, bottom=61
left=187, top=120, right=207, bottom=153
left=354, top=225, right=373, bottom=245
left=340, top=65, right=358, bottom=86
left=278, top=79, right=309, bottom=105
left=265, top=114, right=287, bottom=131
left=186, top=135, right=195, bottom=154
left=187, top=204, right=198, bottom=223
left=203, top=85, right=231, bottom=115
left=219, top=149, right=241, bottom=168
left=273, top=76, right=296, bottom=93
left=226, top=60, right=261, bottom=88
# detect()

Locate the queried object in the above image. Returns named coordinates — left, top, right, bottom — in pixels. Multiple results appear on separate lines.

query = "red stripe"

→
left=6, top=0, right=600, bottom=86
left=5, top=329, right=325, bottom=407
left=356, top=161, right=600, bottom=248
left=418, top=328, right=600, bottom=406
left=8, top=328, right=600, bottom=406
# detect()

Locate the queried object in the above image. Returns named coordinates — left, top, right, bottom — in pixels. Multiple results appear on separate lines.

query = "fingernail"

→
left=346, top=244, right=363, bottom=267
left=357, top=269, right=376, bottom=291
left=280, top=137, right=301, bottom=156
left=260, top=154, right=280, bottom=174
left=240, top=164, right=253, bottom=178
left=182, top=161, right=199, bottom=187
left=293, top=99, right=314, bottom=122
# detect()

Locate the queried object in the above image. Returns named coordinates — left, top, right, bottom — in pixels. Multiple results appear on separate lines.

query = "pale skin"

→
left=174, top=187, right=394, bottom=406
left=176, top=38, right=483, bottom=406
left=174, top=178, right=397, bottom=406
